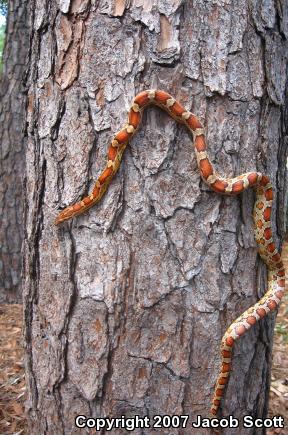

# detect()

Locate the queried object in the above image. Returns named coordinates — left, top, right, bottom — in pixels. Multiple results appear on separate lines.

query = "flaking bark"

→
left=24, top=1, right=288, bottom=434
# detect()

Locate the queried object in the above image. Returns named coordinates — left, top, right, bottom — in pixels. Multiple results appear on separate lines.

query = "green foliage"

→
left=0, top=0, right=7, bottom=16
left=0, top=0, right=7, bottom=73
left=0, top=24, right=5, bottom=74
left=275, top=322, right=288, bottom=342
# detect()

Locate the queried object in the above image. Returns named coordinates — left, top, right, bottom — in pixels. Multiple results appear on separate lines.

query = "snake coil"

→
left=55, top=90, right=285, bottom=415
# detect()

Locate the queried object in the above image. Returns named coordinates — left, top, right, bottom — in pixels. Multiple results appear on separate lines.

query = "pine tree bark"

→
left=24, top=1, right=287, bottom=434
left=0, top=0, right=30, bottom=302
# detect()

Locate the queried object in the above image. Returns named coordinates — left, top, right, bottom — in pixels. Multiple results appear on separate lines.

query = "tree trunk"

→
left=24, top=1, right=287, bottom=434
left=0, top=0, right=29, bottom=302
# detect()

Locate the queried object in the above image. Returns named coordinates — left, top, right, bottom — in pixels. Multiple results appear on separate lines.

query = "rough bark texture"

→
left=0, top=0, right=29, bottom=302
left=24, top=1, right=288, bottom=434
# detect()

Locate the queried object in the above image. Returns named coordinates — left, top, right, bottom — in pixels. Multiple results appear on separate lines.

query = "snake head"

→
left=54, top=207, right=74, bottom=225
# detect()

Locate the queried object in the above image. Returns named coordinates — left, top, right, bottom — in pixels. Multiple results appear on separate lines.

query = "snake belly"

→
left=55, top=90, right=286, bottom=415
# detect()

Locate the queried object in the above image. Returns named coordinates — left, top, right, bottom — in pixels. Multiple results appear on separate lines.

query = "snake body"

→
left=55, top=90, right=285, bottom=415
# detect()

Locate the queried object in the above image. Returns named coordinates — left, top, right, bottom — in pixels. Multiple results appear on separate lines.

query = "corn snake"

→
left=55, top=90, right=286, bottom=415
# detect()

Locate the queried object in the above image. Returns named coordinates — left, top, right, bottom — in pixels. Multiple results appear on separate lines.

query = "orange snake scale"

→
left=55, top=90, right=286, bottom=415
